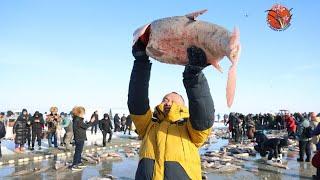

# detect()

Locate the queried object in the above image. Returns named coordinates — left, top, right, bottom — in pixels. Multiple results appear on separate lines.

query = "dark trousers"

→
left=102, top=131, right=112, bottom=146
left=231, top=129, right=235, bottom=139
left=91, top=124, right=97, bottom=134
left=73, top=140, right=84, bottom=166
left=298, top=140, right=311, bottom=160
left=267, top=146, right=281, bottom=160
left=124, top=126, right=131, bottom=135
left=32, top=130, right=42, bottom=147
left=234, top=128, right=241, bottom=142
left=114, top=125, right=120, bottom=132
left=27, top=129, right=31, bottom=148
left=48, top=132, right=57, bottom=147
left=120, top=125, right=125, bottom=131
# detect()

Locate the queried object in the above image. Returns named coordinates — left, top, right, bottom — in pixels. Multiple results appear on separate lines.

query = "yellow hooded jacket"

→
left=131, top=103, right=211, bottom=180
left=128, top=58, right=214, bottom=179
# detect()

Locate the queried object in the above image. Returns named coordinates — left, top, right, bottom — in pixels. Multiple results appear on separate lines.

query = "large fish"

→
left=133, top=9, right=241, bottom=107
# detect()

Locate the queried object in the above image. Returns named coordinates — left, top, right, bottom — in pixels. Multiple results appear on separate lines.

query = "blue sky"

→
left=0, top=0, right=319, bottom=115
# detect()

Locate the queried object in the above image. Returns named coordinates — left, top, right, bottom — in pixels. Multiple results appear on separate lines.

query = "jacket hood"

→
left=103, top=113, right=109, bottom=119
left=154, top=102, right=189, bottom=123
left=21, top=109, right=28, bottom=114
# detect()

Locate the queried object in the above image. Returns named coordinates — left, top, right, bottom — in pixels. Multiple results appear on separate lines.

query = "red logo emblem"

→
left=266, top=4, right=292, bottom=31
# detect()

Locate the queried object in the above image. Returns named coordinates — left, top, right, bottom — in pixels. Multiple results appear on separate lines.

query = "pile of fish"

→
left=117, top=142, right=140, bottom=158
left=201, top=150, right=243, bottom=173
left=82, top=152, right=122, bottom=164
left=221, top=143, right=257, bottom=157
left=12, top=167, right=51, bottom=177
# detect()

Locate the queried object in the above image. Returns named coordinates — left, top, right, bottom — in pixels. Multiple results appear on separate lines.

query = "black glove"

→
left=185, top=46, right=209, bottom=74
left=132, top=39, right=149, bottom=61
left=187, top=46, right=208, bottom=67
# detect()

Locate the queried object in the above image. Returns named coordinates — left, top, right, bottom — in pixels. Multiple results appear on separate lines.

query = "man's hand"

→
left=184, top=46, right=209, bottom=75
left=132, top=39, right=149, bottom=61
left=187, top=46, right=209, bottom=68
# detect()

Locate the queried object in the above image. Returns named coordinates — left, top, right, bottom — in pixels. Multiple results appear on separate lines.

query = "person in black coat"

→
left=254, top=132, right=288, bottom=163
left=120, top=114, right=126, bottom=131
left=30, top=111, right=45, bottom=150
left=90, top=111, right=99, bottom=135
left=99, top=113, right=113, bottom=146
left=71, top=106, right=94, bottom=170
left=13, top=109, right=28, bottom=153
left=113, top=114, right=120, bottom=132
left=124, top=115, right=132, bottom=135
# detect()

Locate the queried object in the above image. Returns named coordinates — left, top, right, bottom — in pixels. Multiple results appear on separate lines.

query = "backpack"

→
left=0, top=121, right=6, bottom=138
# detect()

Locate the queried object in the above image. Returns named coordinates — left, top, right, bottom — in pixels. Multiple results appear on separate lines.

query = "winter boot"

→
left=306, top=156, right=311, bottom=162
left=297, top=157, right=304, bottom=162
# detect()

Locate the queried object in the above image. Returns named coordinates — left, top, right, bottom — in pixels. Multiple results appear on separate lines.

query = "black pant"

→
left=234, top=128, right=241, bottom=142
left=32, top=130, right=42, bottom=147
left=298, top=140, right=311, bottom=160
left=114, top=125, right=120, bottom=132
left=27, top=129, right=31, bottom=148
left=267, top=145, right=281, bottom=160
left=73, top=140, right=84, bottom=166
left=91, top=124, right=97, bottom=134
left=124, top=126, right=131, bottom=135
left=102, top=131, right=112, bottom=146
left=120, top=125, right=125, bottom=131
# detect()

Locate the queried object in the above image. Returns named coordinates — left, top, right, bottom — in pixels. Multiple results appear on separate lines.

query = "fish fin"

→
left=133, top=24, right=151, bottom=45
left=226, top=64, right=237, bottom=108
left=146, top=47, right=165, bottom=57
left=211, top=61, right=223, bottom=73
left=229, top=27, right=241, bottom=65
left=185, top=9, right=208, bottom=20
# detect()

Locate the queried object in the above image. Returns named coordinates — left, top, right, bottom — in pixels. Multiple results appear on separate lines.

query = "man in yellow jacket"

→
left=128, top=39, right=215, bottom=180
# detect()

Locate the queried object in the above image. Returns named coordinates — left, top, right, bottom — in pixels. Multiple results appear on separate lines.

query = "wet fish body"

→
left=134, top=10, right=241, bottom=107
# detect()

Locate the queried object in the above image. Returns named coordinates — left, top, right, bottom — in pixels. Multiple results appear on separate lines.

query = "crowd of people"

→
left=223, top=111, right=320, bottom=179
left=0, top=106, right=133, bottom=169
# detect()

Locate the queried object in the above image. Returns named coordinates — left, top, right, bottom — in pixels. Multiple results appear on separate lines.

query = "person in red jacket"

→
left=285, top=114, right=297, bottom=138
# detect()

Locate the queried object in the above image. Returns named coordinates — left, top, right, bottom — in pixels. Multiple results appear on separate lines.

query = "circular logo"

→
left=266, top=4, right=292, bottom=31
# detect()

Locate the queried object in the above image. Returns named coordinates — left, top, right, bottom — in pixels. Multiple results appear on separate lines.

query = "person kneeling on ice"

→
left=128, top=40, right=215, bottom=179
left=70, top=106, right=95, bottom=171
left=254, top=131, right=288, bottom=164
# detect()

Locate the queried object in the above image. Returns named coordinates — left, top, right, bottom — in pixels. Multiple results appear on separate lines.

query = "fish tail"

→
left=229, top=27, right=241, bottom=64
left=226, top=64, right=237, bottom=108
